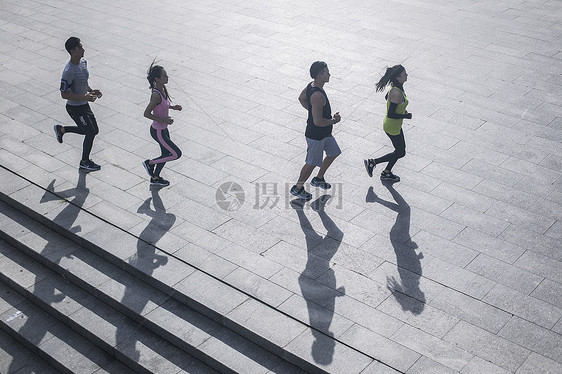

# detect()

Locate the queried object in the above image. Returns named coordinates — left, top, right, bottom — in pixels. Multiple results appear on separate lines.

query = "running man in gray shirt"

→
left=54, top=37, right=102, bottom=171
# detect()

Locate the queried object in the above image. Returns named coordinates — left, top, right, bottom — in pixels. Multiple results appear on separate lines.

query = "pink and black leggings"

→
left=150, top=127, right=182, bottom=177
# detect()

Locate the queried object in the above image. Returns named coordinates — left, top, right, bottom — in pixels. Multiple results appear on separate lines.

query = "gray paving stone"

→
left=114, top=325, right=196, bottom=374
left=405, top=356, right=459, bottom=374
left=498, top=316, right=562, bottom=364
left=278, top=293, right=354, bottom=341
left=331, top=293, right=404, bottom=339
left=339, top=323, right=420, bottom=373
left=440, top=203, right=510, bottom=237
left=0, top=280, right=25, bottom=315
left=423, top=258, right=496, bottom=300
left=197, top=327, right=289, bottom=374
left=93, top=359, right=138, bottom=374
left=499, top=224, right=562, bottom=261
left=487, top=200, right=556, bottom=235
left=444, top=321, right=530, bottom=372
left=324, top=241, right=385, bottom=278
left=431, top=182, right=494, bottom=213
left=27, top=272, right=97, bottom=321
left=516, top=353, right=562, bottom=374
left=391, top=184, right=452, bottom=216
left=483, top=284, right=561, bottom=329
left=224, top=267, right=293, bottom=307
left=170, top=220, right=232, bottom=253
left=514, top=250, right=562, bottom=283
left=226, top=298, right=308, bottom=355
left=82, top=225, right=139, bottom=263
left=68, top=299, right=140, bottom=352
left=318, top=264, right=391, bottom=309
left=360, top=360, right=403, bottom=374
left=283, top=327, right=373, bottom=374
left=460, top=356, right=511, bottom=374
left=429, top=287, right=511, bottom=334
left=38, top=323, right=113, bottom=374
left=378, top=291, right=459, bottom=338
left=410, top=209, right=466, bottom=240
left=531, top=279, right=562, bottom=309
left=462, top=159, right=525, bottom=189
left=217, top=242, right=284, bottom=279
left=177, top=248, right=239, bottom=280
left=0, top=246, right=52, bottom=293
left=407, top=230, right=478, bottom=268
left=552, top=317, right=562, bottom=335
left=453, top=227, right=525, bottom=264
left=167, top=198, right=232, bottom=231
left=371, top=260, right=444, bottom=304
left=392, top=324, right=472, bottom=371
left=465, top=254, right=544, bottom=295
left=545, top=220, right=562, bottom=240
left=263, top=240, right=327, bottom=280
left=175, top=270, right=249, bottom=317
left=449, top=140, right=510, bottom=168
left=0, top=327, right=60, bottom=374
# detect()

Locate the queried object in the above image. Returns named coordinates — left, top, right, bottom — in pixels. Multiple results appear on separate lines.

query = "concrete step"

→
left=0, top=165, right=381, bottom=374
left=0, top=204, right=305, bottom=373
left=0, top=273, right=141, bottom=374
left=0, top=317, right=62, bottom=374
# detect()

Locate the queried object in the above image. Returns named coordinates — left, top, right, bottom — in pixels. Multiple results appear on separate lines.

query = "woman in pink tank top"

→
left=142, top=62, right=183, bottom=186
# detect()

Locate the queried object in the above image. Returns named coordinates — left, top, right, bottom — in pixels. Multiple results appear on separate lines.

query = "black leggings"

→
left=65, top=104, right=99, bottom=161
left=375, top=129, right=406, bottom=171
left=150, top=127, right=182, bottom=177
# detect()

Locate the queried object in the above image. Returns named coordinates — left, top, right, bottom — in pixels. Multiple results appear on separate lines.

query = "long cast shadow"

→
left=116, top=187, right=174, bottom=361
left=6, top=170, right=98, bottom=373
left=291, top=195, right=345, bottom=365
left=366, top=184, right=425, bottom=314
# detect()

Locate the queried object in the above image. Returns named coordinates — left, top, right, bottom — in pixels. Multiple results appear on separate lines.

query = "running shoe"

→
left=380, top=170, right=400, bottom=182
left=290, top=185, right=312, bottom=200
left=364, top=158, right=375, bottom=177
left=142, top=160, right=154, bottom=177
left=150, top=177, right=170, bottom=186
left=79, top=159, right=101, bottom=171
left=54, top=125, right=63, bottom=143
left=310, top=177, right=331, bottom=189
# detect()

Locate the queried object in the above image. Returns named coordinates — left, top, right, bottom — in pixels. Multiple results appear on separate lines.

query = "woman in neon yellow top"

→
left=364, top=65, right=411, bottom=182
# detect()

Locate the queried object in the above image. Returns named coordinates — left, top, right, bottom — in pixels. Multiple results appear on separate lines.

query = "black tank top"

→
left=305, top=83, right=332, bottom=140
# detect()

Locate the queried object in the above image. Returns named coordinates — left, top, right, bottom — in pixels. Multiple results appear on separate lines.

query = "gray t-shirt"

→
left=60, top=58, right=89, bottom=106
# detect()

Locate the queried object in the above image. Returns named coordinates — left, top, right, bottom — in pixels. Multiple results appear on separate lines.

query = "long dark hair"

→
left=375, top=64, right=405, bottom=92
left=147, top=60, right=171, bottom=100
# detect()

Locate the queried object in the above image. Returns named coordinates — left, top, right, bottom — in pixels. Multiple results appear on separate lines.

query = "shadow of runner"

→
left=116, top=187, right=175, bottom=362
left=291, top=195, right=345, bottom=365
left=366, top=184, right=425, bottom=314
left=6, top=170, right=107, bottom=373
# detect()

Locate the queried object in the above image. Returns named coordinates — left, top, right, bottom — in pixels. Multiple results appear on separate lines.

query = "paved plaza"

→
left=0, top=0, right=561, bottom=373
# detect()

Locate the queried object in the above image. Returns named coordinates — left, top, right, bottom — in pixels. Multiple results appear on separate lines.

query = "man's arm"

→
left=298, top=86, right=308, bottom=109
left=310, top=91, right=340, bottom=127
left=61, top=89, right=98, bottom=102
left=60, top=76, right=98, bottom=102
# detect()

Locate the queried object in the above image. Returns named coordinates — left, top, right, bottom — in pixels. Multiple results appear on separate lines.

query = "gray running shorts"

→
left=305, top=136, right=341, bottom=167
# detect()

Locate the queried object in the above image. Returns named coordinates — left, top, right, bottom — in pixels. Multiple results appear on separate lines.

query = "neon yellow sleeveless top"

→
left=383, top=87, right=408, bottom=136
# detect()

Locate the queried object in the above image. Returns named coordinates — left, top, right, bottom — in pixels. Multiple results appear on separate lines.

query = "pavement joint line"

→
left=0, top=163, right=409, bottom=374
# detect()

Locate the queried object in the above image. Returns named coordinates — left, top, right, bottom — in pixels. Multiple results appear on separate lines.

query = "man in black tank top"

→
left=290, top=61, right=342, bottom=200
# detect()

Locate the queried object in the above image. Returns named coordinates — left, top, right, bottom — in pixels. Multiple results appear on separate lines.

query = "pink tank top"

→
left=151, top=89, right=170, bottom=130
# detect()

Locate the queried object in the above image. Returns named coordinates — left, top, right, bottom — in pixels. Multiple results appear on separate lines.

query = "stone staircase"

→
left=0, top=165, right=393, bottom=374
